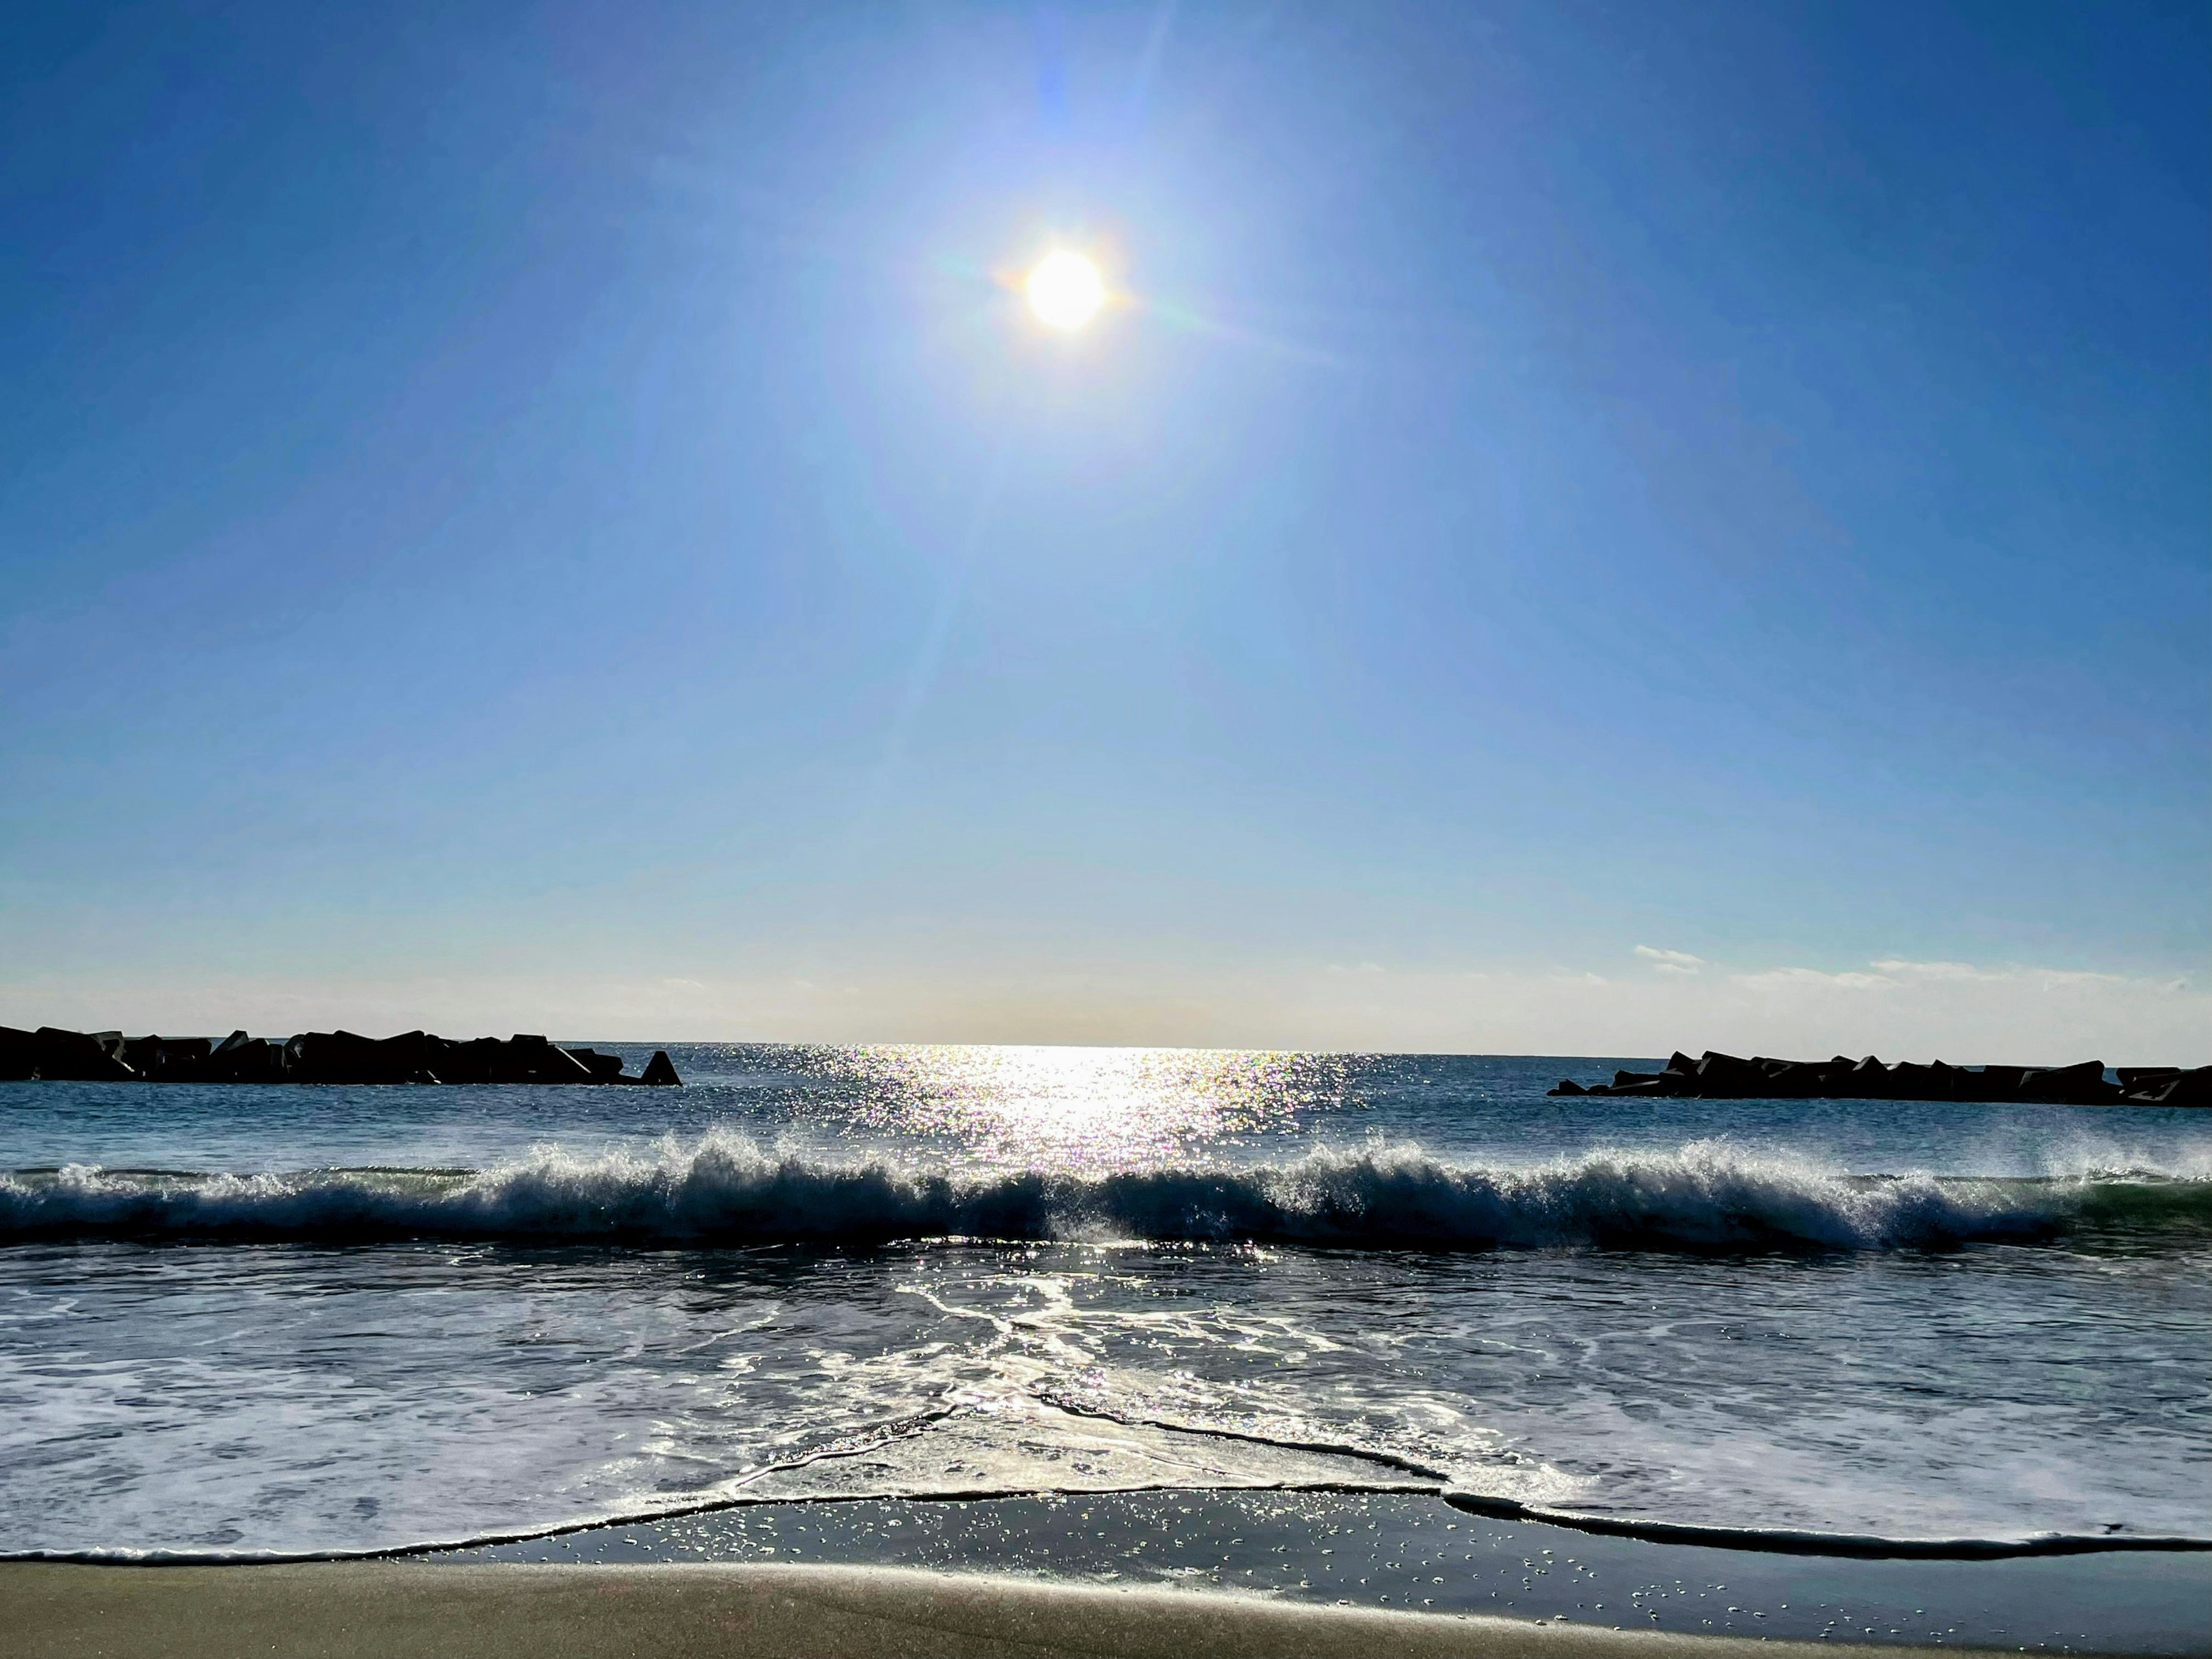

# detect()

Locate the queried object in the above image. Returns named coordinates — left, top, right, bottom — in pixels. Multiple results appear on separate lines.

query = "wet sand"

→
left=445, top=1488, right=2212, bottom=1653
left=0, top=1560, right=2021, bottom=1659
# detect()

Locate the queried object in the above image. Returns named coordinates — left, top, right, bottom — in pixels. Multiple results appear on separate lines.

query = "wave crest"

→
left=3, top=1137, right=2201, bottom=1249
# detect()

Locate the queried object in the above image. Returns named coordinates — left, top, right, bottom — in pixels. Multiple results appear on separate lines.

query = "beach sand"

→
left=0, top=1560, right=2029, bottom=1659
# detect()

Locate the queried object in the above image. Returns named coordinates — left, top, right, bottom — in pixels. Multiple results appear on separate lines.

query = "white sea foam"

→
left=5, top=1135, right=2198, bottom=1248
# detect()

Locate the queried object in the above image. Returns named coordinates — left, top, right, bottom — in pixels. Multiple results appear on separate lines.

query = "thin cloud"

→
left=1635, top=946, right=1705, bottom=975
left=1746, top=960, right=2139, bottom=993
left=1732, top=966, right=1893, bottom=990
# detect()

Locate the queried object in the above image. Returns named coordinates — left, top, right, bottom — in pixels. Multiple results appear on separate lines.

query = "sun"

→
left=1025, top=251, right=1105, bottom=331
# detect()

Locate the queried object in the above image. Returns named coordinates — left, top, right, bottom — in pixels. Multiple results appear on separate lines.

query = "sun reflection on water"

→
left=798, top=1046, right=1361, bottom=1172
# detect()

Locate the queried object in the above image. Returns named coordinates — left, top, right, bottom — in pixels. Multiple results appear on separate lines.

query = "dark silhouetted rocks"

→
left=2116, top=1068, right=2212, bottom=1107
left=169, top=1031, right=289, bottom=1083
left=2017, top=1060, right=2119, bottom=1104
left=566, top=1047, right=629, bottom=1083
left=0, top=1024, right=680, bottom=1085
left=0, top=1027, right=139, bottom=1081
left=1546, top=1050, right=2201, bottom=1106
left=487, top=1036, right=600, bottom=1085
left=121, top=1035, right=213, bottom=1079
left=285, top=1031, right=428, bottom=1085
left=1694, top=1052, right=1763, bottom=1094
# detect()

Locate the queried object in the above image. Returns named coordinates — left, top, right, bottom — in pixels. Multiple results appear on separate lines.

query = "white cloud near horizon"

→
left=2, top=952, right=2203, bottom=1066
left=1634, top=945, right=1706, bottom=974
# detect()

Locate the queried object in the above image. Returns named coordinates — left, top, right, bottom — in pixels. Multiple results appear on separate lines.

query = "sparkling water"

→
left=2, top=1046, right=2205, bottom=1558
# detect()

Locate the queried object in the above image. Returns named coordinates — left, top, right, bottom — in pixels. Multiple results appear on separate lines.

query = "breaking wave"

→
left=2, top=1136, right=2205, bottom=1250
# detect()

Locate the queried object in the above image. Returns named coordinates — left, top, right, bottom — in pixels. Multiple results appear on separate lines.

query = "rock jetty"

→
left=0, top=1026, right=680, bottom=1086
left=1548, top=1051, right=2206, bottom=1106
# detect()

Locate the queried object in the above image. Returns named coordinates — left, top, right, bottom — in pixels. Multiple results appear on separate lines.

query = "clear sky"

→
left=3, top=1, right=2206, bottom=1060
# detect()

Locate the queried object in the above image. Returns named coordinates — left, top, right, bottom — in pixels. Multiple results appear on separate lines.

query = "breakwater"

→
left=0, top=1025, right=680, bottom=1086
left=1551, top=1050, right=2206, bottom=1105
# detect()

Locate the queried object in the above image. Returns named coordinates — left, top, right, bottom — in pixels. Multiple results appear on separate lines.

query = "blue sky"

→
left=3, top=1, right=2206, bottom=1058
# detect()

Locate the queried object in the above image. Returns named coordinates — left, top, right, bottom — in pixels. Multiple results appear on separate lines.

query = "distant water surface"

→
left=1, top=1046, right=2205, bottom=1558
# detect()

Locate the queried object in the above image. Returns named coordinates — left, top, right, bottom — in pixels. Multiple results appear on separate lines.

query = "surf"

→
left=6, top=1134, right=2205, bottom=1249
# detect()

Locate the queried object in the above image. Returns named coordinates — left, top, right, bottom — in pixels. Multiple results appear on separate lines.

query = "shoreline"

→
left=0, top=1560, right=2051, bottom=1659
left=438, top=1490, right=2211, bottom=1654
left=12, top=1491, right=2203, bottom=1569
left=6, top=1481, right=2207, bottom=1650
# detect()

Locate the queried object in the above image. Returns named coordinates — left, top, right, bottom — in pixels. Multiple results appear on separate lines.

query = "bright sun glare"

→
left=1025, top=251, right=1105, bottom=331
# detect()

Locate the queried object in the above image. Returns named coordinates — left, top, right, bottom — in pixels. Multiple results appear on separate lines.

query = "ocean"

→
left=3, top=1044, right=2207, bottom=1585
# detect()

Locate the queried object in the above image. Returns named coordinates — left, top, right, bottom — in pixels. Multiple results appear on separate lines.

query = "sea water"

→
left=1, top=1046, right=2206, bottom=1559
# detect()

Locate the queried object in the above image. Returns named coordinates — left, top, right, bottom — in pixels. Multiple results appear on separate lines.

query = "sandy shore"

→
left=0, top=1560, right=2039, bottom=1659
